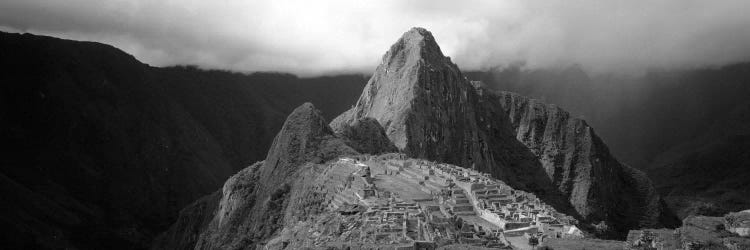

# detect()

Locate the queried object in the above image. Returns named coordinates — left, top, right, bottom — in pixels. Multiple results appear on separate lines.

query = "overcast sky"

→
left=2, top=0, right=750, bottom=75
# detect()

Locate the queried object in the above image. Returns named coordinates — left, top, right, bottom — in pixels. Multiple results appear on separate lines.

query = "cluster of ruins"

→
left=433, top=163, right=581, bottom=239
left=301, top=155, right=584, bottom=249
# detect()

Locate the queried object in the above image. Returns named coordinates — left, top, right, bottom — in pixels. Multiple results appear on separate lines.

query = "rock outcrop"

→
left=332, top=27, right=672, bottom=237
left=625, top=212, right=750, bottom=250
left=724, top=210, right=750, bottom=237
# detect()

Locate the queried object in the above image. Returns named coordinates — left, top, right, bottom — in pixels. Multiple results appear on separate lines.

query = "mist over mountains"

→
left=1, top=21, right=749, bottom=250
left=3, top=0, right=750, bottom=75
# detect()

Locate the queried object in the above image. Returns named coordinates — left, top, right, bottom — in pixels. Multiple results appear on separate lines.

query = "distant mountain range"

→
left=2, top=29, right=748, bottom=249
left=0, top=31, right=365, bottom=249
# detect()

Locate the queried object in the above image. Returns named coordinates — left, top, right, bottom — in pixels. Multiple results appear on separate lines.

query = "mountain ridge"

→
left=0, top=31, right=366, bottom=249
left=494, top=90, right=678, bottom=235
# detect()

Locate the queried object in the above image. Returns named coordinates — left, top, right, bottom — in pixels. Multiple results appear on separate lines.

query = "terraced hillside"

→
left=264, top=155, right=581, bottom=249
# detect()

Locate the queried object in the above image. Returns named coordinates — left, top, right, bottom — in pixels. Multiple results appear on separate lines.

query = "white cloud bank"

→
left=2, top=0, right=750, bottom=75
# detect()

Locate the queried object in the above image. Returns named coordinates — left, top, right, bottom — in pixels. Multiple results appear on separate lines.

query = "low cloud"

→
left=2, top=0, right=750, bottom=75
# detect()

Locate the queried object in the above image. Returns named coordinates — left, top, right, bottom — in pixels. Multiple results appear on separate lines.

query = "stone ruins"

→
left=273, top=154, right=583, bottom=249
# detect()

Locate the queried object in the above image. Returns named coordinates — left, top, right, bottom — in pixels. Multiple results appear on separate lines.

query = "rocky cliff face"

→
left=495, top=90, right=677, bottom=236
left=331, top=28, right=553, bottom=195
left=332, top=117, right=398, bottom=155
left=332, top=27, right=672, bottom=237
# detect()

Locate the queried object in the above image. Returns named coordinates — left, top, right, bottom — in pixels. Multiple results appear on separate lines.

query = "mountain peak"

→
left=381, top=27, right=447, bottom=70
left=332, top=27, right=471, bottom=150
left=261, top=102, right=333, bottom=181
left=407, top=26, right=430, bottom=35
left=398, top=27, right=435, bottom=44
left=399, top=27, right=437, bottom=48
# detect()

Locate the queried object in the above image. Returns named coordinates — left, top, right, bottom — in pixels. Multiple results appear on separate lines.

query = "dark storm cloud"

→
left=2, top=0, right=750, bottom=75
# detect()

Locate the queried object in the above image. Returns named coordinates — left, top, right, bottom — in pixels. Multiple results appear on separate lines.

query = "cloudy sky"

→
left=2, top=0, right=750, bottom=75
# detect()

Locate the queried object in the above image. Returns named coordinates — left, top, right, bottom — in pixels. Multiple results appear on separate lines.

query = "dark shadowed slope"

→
left=151, top=67, right=368, bottom=170
left=0, top=32, right=234, bottom=249
left=647, top=101, right=750, bottom=218
left=467, top=64, right=750, bottom=169
left=0, top=31, right=364, bottom=249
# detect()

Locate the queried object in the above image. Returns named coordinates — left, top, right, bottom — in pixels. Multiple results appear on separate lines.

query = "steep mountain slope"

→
left=330, top=27, right=551, bottom=195
left=332, top=117, right=398, bottom=155
left=494, top=90, right=677, bottom=237
left=151, top=67, right=368, bottom=168
left=0, top=32, right=234, bottom=249
left=467, top=63, right=750, bottom=172
left=0, top=31, right=365, bottom=249
left=467, top=64, right=750, bottom=220
left=647, top=101, right=750, bottom=218
left=153, top=103, right=363, bottom=249
left=192, top=103, right=358, bottom=249
left=332, top=27, right=672, bottom=237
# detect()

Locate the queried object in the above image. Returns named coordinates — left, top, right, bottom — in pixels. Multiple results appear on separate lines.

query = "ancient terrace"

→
left=268, top=154, right=585, bottom=249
